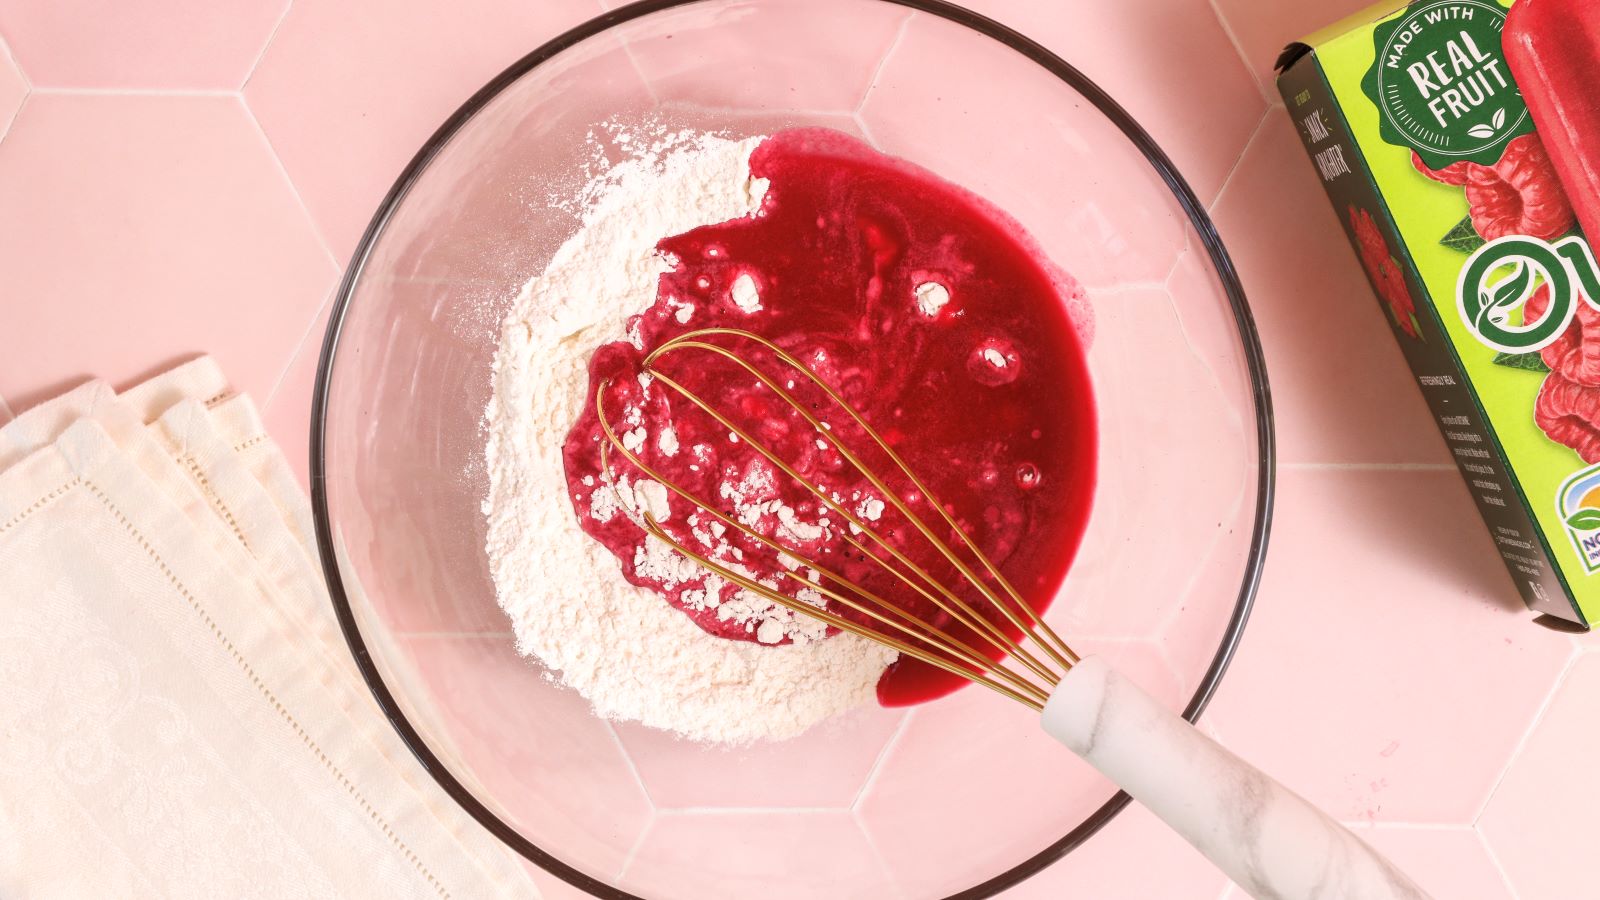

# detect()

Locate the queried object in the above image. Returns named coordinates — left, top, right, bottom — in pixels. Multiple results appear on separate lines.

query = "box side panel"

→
left=1278, top=53, right=1584, bottom=625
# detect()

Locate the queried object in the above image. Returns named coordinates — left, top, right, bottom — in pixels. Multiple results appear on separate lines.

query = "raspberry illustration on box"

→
left=1421, top=134, right=1600, bottom=464
left=1414, top=135, right=1576, bottom=242
left=1349, top=204, right=1420, bottom=338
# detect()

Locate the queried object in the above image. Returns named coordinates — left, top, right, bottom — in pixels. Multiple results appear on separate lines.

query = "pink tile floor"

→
left=0, top=0, right=1586, bottom=897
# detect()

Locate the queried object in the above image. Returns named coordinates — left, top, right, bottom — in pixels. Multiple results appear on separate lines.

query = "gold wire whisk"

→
left=595, top=327, right=1079, bottom=712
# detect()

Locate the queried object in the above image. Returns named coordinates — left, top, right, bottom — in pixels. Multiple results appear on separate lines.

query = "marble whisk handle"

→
left=1040, top=656, right=1429, bottom=900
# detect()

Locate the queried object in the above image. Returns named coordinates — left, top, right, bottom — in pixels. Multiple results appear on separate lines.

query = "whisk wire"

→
left=652, top=330, right=1079, bottom=672
left=593, top=327, right=1079, bottom=708
left=636, top=347, right=1062, bottom=682
left=595, top=405, right=1054, bottom=706
left=642, top=366, right=1061, bottom=687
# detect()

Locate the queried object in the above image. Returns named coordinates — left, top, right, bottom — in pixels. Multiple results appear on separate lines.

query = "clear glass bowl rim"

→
left=307, top=1, right=1278, bottom=896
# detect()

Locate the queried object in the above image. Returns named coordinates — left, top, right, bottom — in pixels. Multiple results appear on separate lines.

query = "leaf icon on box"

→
left=1469, top=124, right=1497, bottom=139
left=1475, top=262, right=1532, bottom=333
left=1491, top=108, right=1506, bottom=130
left=1566, top=509, right=1600, bottom=531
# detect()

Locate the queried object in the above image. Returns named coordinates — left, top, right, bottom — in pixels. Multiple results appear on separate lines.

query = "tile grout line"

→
left=620, top=43, right=660, bottom=106
left=30, top=86, right=240, bottom=97
left=1206, top=104, right=1273, bottom=214
left=239, top=0, right=295, bottom=92
left=261, top=282, right=338, bottom=413
left=613, top=816, right=653, bottom=882
left=0, top=34, right=30, bottom=146
left=851, top=112, right=882, bottom=152
left=1162, top=229, right=1194, bottom=285
left=658, top=102, right=863, bottom=120
left=1200, top=715, right=1227, bottom=748
left=610, top=1, right=660, bottom=108
left=233, top=93, right=342, bottom=270
left=1469, top=642, right=1583, bottom=826
left=853, top=11, right=914, bottom=117
left=849, top=808, right=910, bottom=900
left=1146, top=635, right=1189, bottom=708
left=602, top=718, right=658, bottom=812
left=1206, top=0, right=1272, bottom=104
left=0, top=92, right=21, bottom=147
left=1082, top=280, right=1169, bottom=297
left=0, top=32, right=28, bottom=89
left=1155, top=234, right=1251, bottom=443
left=1473, top=823, right=1527, bottom=900
left=847, top=709, right=914, bottom=812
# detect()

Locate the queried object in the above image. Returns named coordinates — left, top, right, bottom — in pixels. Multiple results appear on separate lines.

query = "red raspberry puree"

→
left=563, top=128, right=1096, bottom=706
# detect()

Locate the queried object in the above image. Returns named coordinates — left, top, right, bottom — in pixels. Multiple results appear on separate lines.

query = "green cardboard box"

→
left=1278, top=0, right=1600, bottom=628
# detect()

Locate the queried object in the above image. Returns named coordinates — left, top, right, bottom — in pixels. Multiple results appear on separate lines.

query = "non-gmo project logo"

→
left=1361, top=0, right=1532, bottom=168
left=1558, top=465, right=1600, bottom=573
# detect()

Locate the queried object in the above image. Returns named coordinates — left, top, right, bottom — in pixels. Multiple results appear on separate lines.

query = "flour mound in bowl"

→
left=484, top=130, right=896, bottom=744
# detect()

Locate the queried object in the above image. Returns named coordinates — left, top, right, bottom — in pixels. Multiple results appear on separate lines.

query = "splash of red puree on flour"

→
left=563, top=128, right=1096, bottom=706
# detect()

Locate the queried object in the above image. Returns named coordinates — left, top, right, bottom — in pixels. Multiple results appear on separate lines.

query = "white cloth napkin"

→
left=0, top=360, right=537, bottom=898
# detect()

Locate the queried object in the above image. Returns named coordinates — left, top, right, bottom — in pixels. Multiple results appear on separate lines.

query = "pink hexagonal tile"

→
left=1002, top=803, right=1227, bottom=899
left=1157, top=509, right=1260, bottom=704
left=1212, top=0, right=1382, bottom=89
left=620, top=811, right=896, bottom=899
left=1207, top=469, right=1573, bottom=824
left=657, top=106, right=865, bottom=144
left=344, top=458, right=513, bottom=636
left=1154, top=247, right=1265, bottom=703
left=1210, top=112, right=1449, bottom=465
left=260, top=290, right=330, bottom=488
left=1073, top=638, right=1186, bottom=707
left=396, top=634, right=654, bottom=884
left=1350, top=826, right=1514, bottom=899
left=1480, top=652, right=1600, bottom=900
left=857, top=642, right=1179, bottom=898
left=0, top=94, right=336, bottom=412
left=615, top=0, right=908, bottom=112
left=0, top=37, right=24, bottom=138
left=1167, top=246, right=1259, bottom=436
left=858, top=13, right=1188, bottom=288
left=1062, top=285, right=1249, bottom=640
left=243, top=0, right=602, bottom=260
left=958, top=0, right=1266, bottom=205
left=312, top=274, right=523, bottom=635
left=611, top=704, right=905, bottom=810
left=0, top=0, right=286, bottom=90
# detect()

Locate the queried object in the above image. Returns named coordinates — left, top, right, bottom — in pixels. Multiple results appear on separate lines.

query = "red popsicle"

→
left=1506, top=0, right=1600, bottom=241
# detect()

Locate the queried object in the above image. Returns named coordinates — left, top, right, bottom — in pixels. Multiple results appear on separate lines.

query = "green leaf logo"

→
left=1458, top=236, right=1580, bottom=353
left=1476, top=262, right=1533, bottom=333
left=1567, top=509, right=1600, bottom=531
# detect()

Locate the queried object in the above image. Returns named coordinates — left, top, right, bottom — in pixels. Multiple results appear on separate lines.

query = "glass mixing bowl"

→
left=310, top=0, right=1274, bottom=896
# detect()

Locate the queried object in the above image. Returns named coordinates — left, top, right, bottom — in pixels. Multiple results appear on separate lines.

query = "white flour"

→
left=483, top=130, right=895, bottom=744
